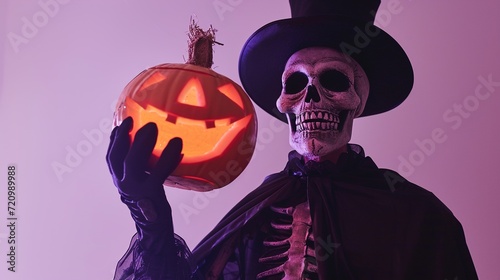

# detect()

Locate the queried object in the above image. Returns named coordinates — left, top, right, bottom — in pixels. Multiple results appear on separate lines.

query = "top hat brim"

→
left=238, top=15, right=414, bottom=122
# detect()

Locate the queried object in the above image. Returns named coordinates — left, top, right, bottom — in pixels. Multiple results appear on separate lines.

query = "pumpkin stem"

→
left=187, top=18, right=223, bottom=69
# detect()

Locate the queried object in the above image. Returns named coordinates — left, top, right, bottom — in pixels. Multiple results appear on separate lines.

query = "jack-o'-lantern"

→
left=114, top=22, right=257, bottom=191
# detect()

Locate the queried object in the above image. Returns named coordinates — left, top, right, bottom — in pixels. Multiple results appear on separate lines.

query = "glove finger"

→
left=107, top=117, right=133, bottom=179
left=107, top=125, right=119, bottom=153
left=105, top=125, right=119, bottom=174
left=124, top=122, right=158, bottom=181
left=148, top=137, right=183, bottom=187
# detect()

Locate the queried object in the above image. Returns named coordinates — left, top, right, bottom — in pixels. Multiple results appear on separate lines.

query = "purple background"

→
left=1, top=0, right=499, bottom=279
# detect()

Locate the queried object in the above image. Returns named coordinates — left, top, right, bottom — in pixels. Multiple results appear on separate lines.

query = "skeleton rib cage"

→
left=257, top=201, right=319, bottom=279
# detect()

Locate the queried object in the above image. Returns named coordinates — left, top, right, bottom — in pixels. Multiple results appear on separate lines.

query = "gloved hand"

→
left=106, top=116, right=183, bottom=255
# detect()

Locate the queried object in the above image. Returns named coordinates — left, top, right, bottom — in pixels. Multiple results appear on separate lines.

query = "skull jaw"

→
left=288, top=110, right=355, bottom=162
left=290, top=131, right=351, bottom=162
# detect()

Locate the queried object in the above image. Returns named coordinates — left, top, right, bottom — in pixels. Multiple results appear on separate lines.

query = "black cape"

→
left=115, top=145, right=478, bottom=279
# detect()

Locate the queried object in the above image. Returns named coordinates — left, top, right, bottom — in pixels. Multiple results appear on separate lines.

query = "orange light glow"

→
left=125, top=97, right=251, bottom=164
left=218, top=83, right=244, bottom=109
left=177, top=78, right=206, bottom=107
left=115, top=63, right=257, bottom=191
left=139, top=72, right=166, bottom=91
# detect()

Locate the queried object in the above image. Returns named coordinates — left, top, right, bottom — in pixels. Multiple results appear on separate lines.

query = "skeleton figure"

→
left=252, top=47, right=368, bottom=278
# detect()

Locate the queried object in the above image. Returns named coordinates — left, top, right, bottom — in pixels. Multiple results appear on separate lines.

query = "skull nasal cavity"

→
left=305, top=85, right=320, bottom=103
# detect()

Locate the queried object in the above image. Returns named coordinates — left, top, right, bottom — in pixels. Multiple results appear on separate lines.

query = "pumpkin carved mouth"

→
left=124, top=96, right=252, bottom=164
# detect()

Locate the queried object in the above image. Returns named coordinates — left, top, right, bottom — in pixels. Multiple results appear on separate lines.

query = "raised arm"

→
left=106, top=116, right=186, bottom=279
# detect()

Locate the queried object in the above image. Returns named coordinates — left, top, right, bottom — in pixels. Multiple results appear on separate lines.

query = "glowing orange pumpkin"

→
left=114, top=22, right=257, bottom=191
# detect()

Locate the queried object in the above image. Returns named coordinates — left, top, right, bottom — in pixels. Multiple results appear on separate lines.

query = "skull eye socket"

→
left=284, top=72, right=308, bottom=94
left=319, top=70, right=351, bottom=92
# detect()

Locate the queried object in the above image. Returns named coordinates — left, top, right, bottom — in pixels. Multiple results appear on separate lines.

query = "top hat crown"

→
left=290, top=0, right=379, bottom=20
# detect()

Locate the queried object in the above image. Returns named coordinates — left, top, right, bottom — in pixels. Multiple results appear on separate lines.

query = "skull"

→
left=276, top=47, right=369, bottom=162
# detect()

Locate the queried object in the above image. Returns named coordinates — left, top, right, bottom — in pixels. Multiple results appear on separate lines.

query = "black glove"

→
left=106, top=116, right=183, bottom=255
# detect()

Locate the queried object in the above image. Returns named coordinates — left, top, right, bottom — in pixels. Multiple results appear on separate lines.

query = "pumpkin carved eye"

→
left=218, top=83, right=244, bottom=109
left=177, top=78, right=206, bottom=107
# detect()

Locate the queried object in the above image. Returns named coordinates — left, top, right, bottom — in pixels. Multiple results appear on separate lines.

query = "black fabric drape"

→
left=114, top=144, right=478, bottom=279
left=192, top=145, right=477, bottom=279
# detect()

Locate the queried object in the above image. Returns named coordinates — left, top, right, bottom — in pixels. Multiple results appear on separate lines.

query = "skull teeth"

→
left=297, top=122, right=338, bottom=132
left=295, top=111, right=340, bottom=132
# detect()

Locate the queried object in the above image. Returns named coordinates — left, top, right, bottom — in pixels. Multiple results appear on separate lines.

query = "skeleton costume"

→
left=190, top=146, right=478, bottom=279
left=112, top=0, right=477, bottom=279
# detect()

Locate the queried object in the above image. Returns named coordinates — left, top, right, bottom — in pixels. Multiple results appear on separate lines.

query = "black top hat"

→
left=238, top=0, right=414, bottom=122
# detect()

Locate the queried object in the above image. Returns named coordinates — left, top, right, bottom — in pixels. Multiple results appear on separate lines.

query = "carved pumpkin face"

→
left=114, top=63, right=257, bottom=191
